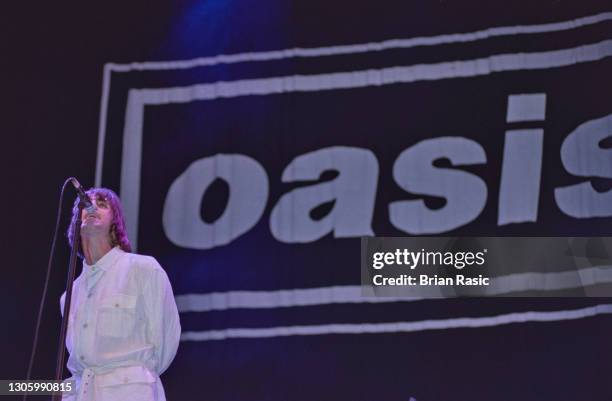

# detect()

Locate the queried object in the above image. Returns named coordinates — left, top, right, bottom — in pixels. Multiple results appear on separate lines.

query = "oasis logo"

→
left=99, top=27, right=612, bottom=251
left=161, top=94, right=612, bottom=250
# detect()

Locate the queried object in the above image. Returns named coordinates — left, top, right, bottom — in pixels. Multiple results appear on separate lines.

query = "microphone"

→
left=69, top=178, right=97, bottom=214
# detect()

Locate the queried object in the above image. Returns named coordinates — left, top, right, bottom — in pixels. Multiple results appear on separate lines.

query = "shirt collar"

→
left=83, top=246, right=124, bottom=273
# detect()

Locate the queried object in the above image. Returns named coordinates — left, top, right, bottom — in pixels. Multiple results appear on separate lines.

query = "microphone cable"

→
left=23, top=177, right=72, bottom=401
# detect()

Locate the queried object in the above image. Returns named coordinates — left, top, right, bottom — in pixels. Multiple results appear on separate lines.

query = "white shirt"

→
left=60, top=246, right=181, bottom=401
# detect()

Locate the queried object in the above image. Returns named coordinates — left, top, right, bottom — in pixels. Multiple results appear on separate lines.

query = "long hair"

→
left=67, top=187, right=132, bottom=258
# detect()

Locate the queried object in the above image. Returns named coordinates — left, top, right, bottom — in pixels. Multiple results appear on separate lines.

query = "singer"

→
left=60, top=188, right=181, bottom=401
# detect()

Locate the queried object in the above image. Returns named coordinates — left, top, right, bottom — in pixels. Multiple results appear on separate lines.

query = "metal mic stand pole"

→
left=52, top=202, right=83, bottom=401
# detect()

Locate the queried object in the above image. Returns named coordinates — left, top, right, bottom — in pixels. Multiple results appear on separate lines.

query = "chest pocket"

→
left=97, top=293, right=138, bottom=338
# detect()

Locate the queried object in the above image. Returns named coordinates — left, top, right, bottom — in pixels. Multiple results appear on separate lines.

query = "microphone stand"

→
left=53, top=202, right=84, bottom=401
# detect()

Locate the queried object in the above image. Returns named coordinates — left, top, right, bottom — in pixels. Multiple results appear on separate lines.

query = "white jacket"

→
left=60, top=247, right=181, bottom=401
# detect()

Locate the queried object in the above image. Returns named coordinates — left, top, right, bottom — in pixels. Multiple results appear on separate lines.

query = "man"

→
left=60, top=188, right=181, bottom=401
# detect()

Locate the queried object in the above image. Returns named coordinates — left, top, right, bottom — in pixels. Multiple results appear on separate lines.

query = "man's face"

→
left=80, top=195, right=114, bottom=240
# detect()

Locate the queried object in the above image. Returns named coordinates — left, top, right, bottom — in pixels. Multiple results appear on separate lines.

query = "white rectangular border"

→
left=93, top=12, right=612, bottom=340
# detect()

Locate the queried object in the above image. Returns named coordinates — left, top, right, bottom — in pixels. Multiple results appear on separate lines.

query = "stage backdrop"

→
left=91, top=2, right=611, bottom=400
